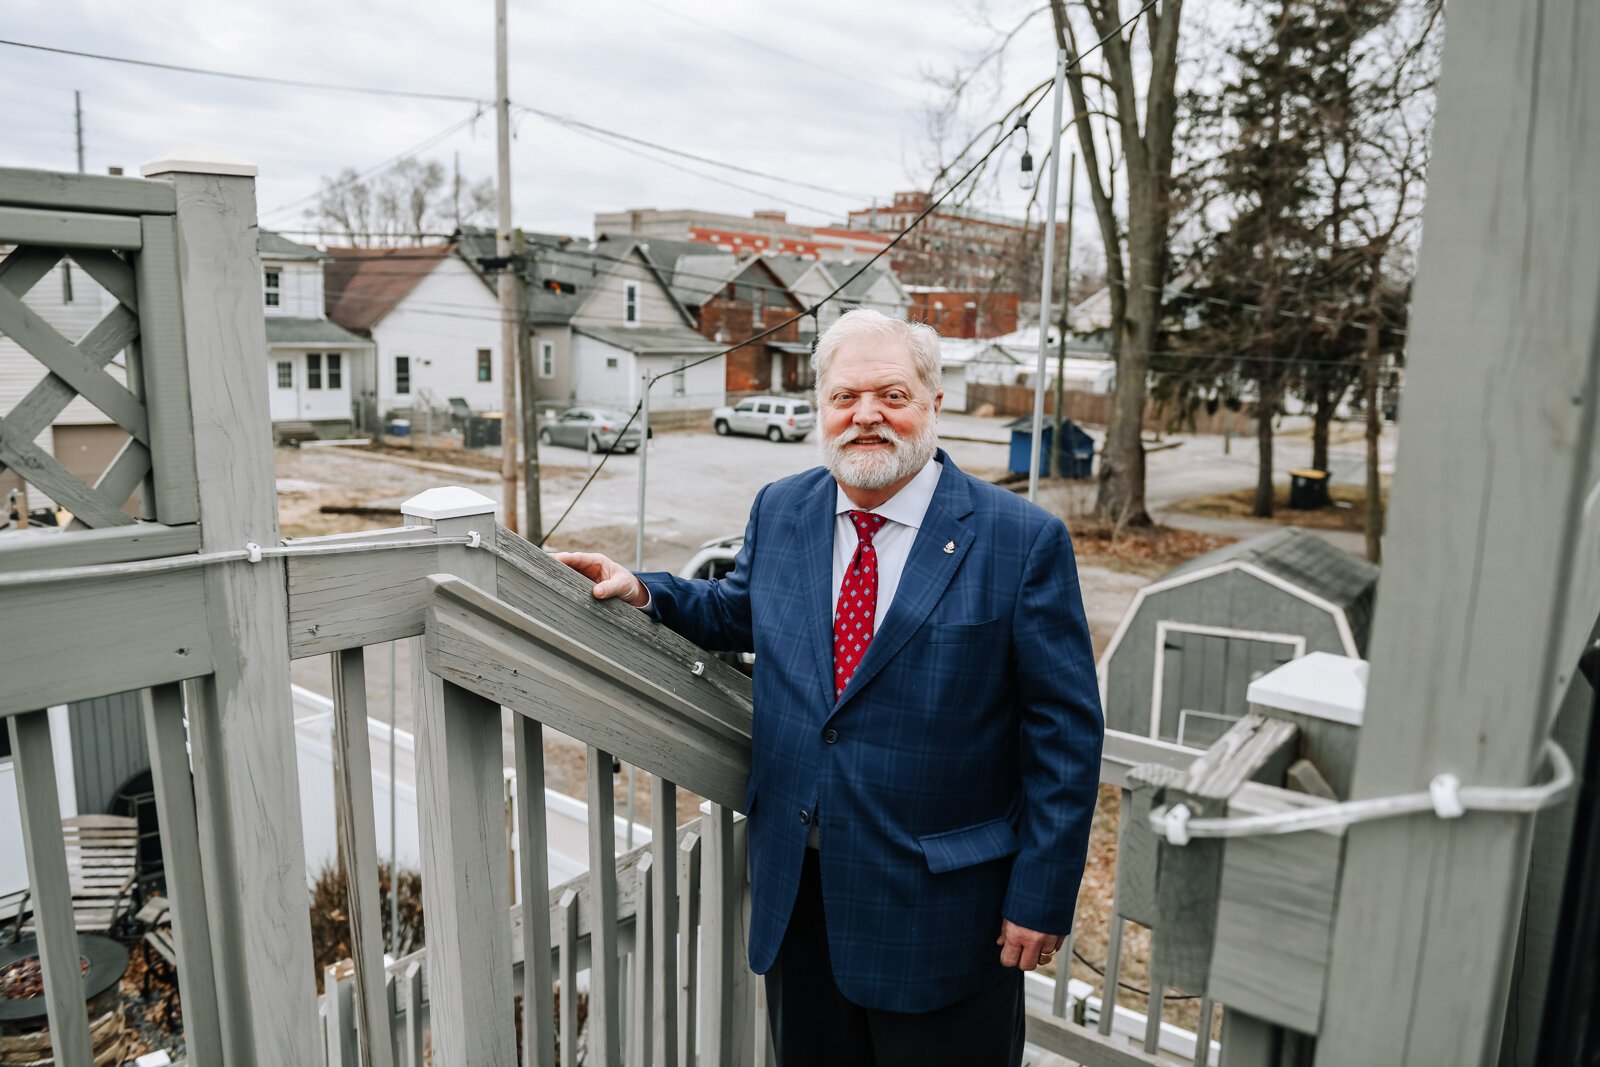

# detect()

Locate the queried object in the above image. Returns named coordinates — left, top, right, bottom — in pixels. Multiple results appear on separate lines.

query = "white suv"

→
left=711, top=396, right=815, bottom=442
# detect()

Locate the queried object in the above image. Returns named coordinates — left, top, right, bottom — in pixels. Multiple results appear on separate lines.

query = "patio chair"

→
left=16, top=814, right=140, bottom=940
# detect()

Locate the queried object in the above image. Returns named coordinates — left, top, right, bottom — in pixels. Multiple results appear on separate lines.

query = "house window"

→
left=605, top=357, right=619, bottom=370
left=477, top=348, right=493, bottom=382
left=264, top=268, right=280, bottom=307
left=276, top=361, right=293, bottom=389
left=326, top=352, right=342, bottom=389
left=623, top=281, right=640, bottom=326
left=60, top=263, right=74, bottom=304
left=539, top=341, right=555, bottom=379
left=307, top=353, right=323, bottom=390
left=672, top=358, right=686, bottom=397
left=395, top=355, right=411, bottom=395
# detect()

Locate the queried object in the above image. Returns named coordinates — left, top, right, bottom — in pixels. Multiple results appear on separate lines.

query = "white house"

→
left=324, top=243, right=505, bottom=422
left=259, top=232, right=374, bottom=434
left=767, top=254, right=910, bottom=336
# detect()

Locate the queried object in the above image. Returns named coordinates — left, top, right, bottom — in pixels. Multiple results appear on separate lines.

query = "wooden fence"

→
left=965, top=382, right=1255, bottom=437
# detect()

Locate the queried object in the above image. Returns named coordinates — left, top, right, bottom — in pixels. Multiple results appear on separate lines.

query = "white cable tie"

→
left=245, top=542, right=263, bottom=564
left=1429, top=773, right=1465, bottom=819
left=467, top=530, right=482, bottom=549
left=1164, top=803, right=1192, bottom=846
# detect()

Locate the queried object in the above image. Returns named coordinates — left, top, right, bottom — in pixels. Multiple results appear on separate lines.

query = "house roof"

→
left=1162, top=527, right=1381, bottom=648
left=762, top=253, right=817, bottom=288
left=264, top=317, right=371, bottom=346
left=457, top=229, right=695, bottom=328
left=574, top=323, right=724, bottom=354
left=324, top=245, right=456, bottom=333
left=670, top=253, right=742, bottom=306
left=259, top=231, right=324, bottom=261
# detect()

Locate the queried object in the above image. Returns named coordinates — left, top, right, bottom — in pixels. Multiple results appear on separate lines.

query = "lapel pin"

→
left=943, top=540, right=956, bottom=554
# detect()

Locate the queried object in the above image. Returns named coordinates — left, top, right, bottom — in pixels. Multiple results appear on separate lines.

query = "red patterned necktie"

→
left=833, top=510, right=888, bottom=700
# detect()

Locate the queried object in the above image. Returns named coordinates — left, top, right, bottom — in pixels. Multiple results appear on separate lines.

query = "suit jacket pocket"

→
left=925, top=618, right=1003, bottom=648
left=918, top=817, right=1020, bottom=873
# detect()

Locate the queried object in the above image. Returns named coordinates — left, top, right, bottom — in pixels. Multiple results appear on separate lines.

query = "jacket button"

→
left=799, top=809, right=811, bottom=825
left=823, top=729, right=839, bottom=744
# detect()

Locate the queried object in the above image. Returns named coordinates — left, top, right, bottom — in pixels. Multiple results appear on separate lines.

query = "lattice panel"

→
left=0, top=243, right=150, bottom=527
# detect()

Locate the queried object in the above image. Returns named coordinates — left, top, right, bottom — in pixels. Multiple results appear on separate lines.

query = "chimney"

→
left=752, top=210, right=787, bottom=224
left=107, top=166, right=124, bottom=176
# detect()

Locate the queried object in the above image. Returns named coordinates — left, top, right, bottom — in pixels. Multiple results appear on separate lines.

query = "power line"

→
left=0, top=37, right=489, bottom=104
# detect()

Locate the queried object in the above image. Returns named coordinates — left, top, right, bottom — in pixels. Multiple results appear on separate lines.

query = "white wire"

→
left=1147, top=738, right=1575, bottom=845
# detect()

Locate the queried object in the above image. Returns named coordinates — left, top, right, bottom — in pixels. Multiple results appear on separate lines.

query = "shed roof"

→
left=1162, top=527, right=1380, bottom=645
left=264, top=317, right=371, bottom=346
left=574, top=323, right=723, bottom=354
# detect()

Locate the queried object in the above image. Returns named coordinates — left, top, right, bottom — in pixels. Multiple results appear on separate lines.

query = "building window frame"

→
left=539, top=341, right=555, bottom=379
left=307, top=352, right=323, bottom=390
left=326, top=352, right=342, bottom=390
left=477, top=348, right=493, bottom=382
left=276, top=361, right=293, bottom=389
left=623, top=281, right=640, bottom=326
left=264, top=267, right=281, bottom=308
left=395, top=355, right=411, bottom=395
left=672, top=358, right=687, bottom=397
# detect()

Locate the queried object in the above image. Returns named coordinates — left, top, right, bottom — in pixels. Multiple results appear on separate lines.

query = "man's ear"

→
left=932, top=390, right=944, bottom=415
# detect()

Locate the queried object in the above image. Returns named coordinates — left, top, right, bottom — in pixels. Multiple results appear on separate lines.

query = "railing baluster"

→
left=1144, top=947, right=1166, bottom=1054
left=331, top=646, right=396, bottom=1067
left=401, top=960, right=423, bottom=1067
left=587, top=746, right=623, bottom=1066
left=1052, top=931, right=1074, bottom=1018
left=652, top=775, right=679, bottom=1067
left=559, top=889, right=579, bottom=1067
left=326, top=964, right=358, bottom=1066
left=1099, top=913, right=1126, bottom=1037
left=8, top=709, right=94, bottom=1065
left=632, top=852, right=655, bottom=1065
left=677, top=830, right=701, bottom=1067
left=700, top=801, right=737, bottom=1064
left=514, top=716, right=557, bottom=1067
left=140, top=682, right=225, bottom=1063
left=1194, top=995, right=1214, bottom=1067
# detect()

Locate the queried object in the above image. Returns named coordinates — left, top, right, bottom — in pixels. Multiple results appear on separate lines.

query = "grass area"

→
left=1166, top=480, right=1387, bottom=533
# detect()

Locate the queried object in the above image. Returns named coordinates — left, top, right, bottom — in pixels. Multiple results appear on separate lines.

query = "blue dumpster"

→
left=1005, top=416, right=1095, bottom=478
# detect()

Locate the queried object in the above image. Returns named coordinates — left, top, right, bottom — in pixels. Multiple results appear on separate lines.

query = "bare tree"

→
left=305, top=158, right=495, bottom=247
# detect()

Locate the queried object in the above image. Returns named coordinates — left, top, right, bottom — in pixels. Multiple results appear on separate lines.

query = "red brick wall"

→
left=909, top=291, right=1020, bottom=339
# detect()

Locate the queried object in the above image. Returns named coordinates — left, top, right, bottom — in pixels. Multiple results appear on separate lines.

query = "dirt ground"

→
left=1164, top=480, right=1386, bottom=534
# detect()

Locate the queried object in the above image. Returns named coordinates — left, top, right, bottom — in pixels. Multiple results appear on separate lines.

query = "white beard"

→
left=821, top=414, right=939, bottom=491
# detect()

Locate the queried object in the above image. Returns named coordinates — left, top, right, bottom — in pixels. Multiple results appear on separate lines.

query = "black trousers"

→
left=765, top=849, right=1025, bottom=1067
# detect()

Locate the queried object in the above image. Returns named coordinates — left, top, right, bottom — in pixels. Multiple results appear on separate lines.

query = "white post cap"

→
left=140, top=146, right=259, bottom=178
left=402, top=486, right=497, bottom=520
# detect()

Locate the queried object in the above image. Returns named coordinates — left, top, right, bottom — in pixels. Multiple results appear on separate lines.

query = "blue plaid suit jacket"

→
left=638, top=450, right=1103, bottom=1012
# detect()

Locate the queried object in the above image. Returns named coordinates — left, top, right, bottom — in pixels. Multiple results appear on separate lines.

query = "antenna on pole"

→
left=74, top=90, right=84, bottom=173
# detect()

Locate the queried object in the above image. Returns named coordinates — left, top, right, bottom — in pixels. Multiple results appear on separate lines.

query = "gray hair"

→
left=812, top=309, right=943, bottom=399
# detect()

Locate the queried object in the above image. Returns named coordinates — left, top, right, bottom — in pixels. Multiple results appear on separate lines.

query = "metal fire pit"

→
left=0, top=934, right=130, bottom=1065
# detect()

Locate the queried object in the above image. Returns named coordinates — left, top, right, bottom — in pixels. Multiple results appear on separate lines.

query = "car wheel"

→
left=766, top=426, right=783, bottom=442
left=625, top=445, right=639, bottom=453
left=715, top=420, right=731, bottom=436
left=538, top=428, right=553, bottom=446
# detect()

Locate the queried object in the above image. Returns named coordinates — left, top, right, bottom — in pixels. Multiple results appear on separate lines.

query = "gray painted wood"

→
left=0, top=421, right=135, bottom=527
left=700, top=802, right=737, bottom=1065
left=1219, top=1010, right=1280, bottom=1067
left=587, top=747, right=623, bottom=1067
left=677, top=830, right=701, bottom=1067
left=0, top=166, right=177, bottom=215
left=729, top=813, right=759, bottom=1067
left=631, top=852, right=654, bottom=1066
left=91, top=437, right=152, bottom=515
left=0, top=515, right=197, bottom=571
left=425, top=574, right=751, bottom=810
left=70, top=247, right=138, bottom=310
left=559, top=889, right=579, bottom=1067
left=514, top=718, right=558, bottom=1067
left=327, top=965, right=359, bottom=1067
left=140, top=683, right=226, bottom=1065
left=651, top=775, right=679, bottom=1067
left=1144, top=952, right=1165, bottom=1052
left=1098, top=914, right=1126, bottom=1037
left=0, top=282, right=149, bottom=439
left=0, top=299, right=138, bottom=459
left=1316, top=1, right=1600, bottom=1061
left=0, top=244, right=64, bottom=295
left=1, top=568, right=211, bottom=715
left=1194, top=997, right=1215, bottom=1067
left=133, top=213, right=199, bottom=525
left=285, top=526, right=441, bottom=658
left=331, top=647, right=396, bottom=1067
left=401, top=961, right=424, bottom=1067
left=160, top=164, right=320, bottom=1064
left=1025, top=1009, right=1175, bottom=1067
left=0, top=204, right=144, bottom=249
left=7, top=710, right=95, bottom=1065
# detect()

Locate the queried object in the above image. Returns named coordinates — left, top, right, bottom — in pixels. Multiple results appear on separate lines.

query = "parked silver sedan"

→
left=538, top=407, right=643, bottom=453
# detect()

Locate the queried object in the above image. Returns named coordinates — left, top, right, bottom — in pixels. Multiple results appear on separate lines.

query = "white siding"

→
left=0, top=258, right=122, bottom=428
left=266, top=348, right=367, bottom=423
left=636, top=352, right=726, bottom=413
left=570, top=333, right=638, bottom=409
left=572, top=250, right=685, bottom=331
left=261, top=259, right=324, bottom=319
left=370, top=257, right=503, bottom=416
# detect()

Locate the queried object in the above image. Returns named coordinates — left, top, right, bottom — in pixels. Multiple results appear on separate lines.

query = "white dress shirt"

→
left=831, top=458, right=943, bottom=633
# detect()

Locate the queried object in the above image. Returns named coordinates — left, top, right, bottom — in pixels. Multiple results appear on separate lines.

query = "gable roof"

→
left=762, top=253, right=817, bottom=288
left=259, top=231, right=325, bottom=261
left=324, top=245, right=457, bottom=334
left=573, top=323, right=724, bottom=354
left=264, top=317, right=371, bottom=346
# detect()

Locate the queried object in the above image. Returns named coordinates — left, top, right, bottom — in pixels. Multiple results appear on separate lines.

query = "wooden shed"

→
left=1099, top=528, right=1379, bottom=748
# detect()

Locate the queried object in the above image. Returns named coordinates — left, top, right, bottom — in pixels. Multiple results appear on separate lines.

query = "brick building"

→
left=595, top=207, right=888, bottom=260
left=905, top=288, right=1020, bottom=339
left=846, top=191, right=1064, bottom=292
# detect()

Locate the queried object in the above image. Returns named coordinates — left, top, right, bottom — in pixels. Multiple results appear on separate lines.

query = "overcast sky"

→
left=2, top=0, right=1101, bottom=242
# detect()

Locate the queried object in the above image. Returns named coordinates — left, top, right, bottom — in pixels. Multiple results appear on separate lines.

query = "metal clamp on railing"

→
left=1149, top=738, right=1576, bottom=845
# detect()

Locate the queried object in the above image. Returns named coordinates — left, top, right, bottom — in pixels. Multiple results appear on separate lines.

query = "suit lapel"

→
left=831, top=453, right=975, bottom=712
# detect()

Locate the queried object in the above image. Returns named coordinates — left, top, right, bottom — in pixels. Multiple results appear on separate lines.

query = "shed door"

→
left=1151, top=623, right=1304, bottom=744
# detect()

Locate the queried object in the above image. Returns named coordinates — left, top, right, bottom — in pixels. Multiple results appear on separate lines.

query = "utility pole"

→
left=515, top=229, right=543, bottom=540
left=1051, top=156, right=1076, bottom=479
left=73, top=91, right=84, bottom=173
left=494, top=0, right=520, bottom=532
left=1026, top=49, right=1067, bottom=503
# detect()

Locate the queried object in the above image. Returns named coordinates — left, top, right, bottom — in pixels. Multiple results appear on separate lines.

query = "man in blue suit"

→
left=558, top=309, right=1103, bottom=1065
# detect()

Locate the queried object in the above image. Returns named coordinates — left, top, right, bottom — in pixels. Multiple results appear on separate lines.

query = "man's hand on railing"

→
left=554, top=551, right=651, bottom=608
left=996, top=919, right=1065, bottom=972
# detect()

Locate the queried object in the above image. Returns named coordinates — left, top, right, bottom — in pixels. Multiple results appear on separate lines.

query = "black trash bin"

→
left=1288, top=468, right=1330, bottom=509
left=464, top=414, right=503, bottom=449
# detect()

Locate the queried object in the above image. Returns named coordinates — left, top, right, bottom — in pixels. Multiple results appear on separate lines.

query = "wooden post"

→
left=404, top=485, right=517, bottom=1066
left=141, top=146, right=319, bottom=1064
left=1315, top=1, right=1600, bottom=1061
left=514, top=717, right=558, bottom=1067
